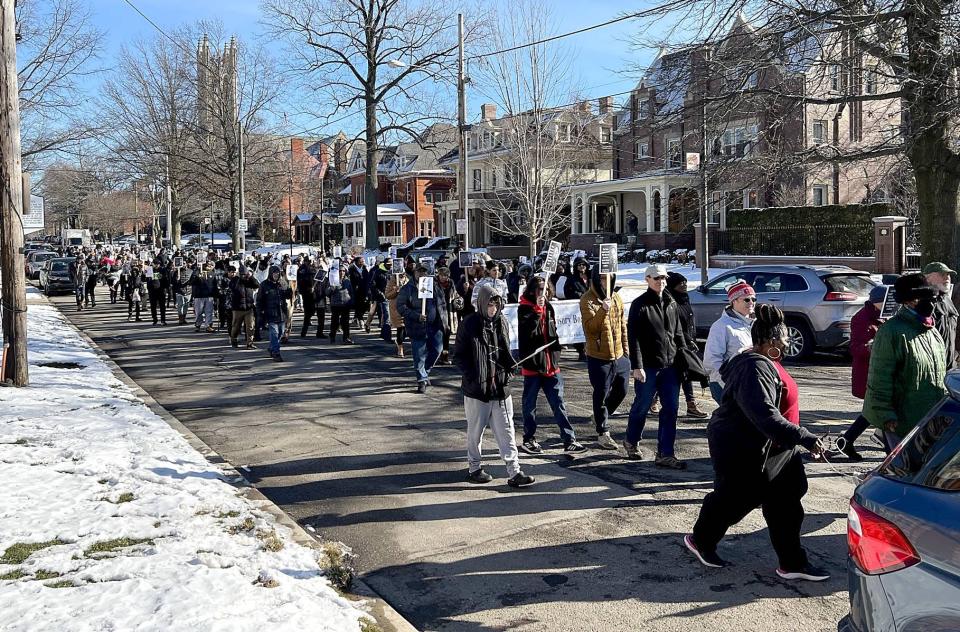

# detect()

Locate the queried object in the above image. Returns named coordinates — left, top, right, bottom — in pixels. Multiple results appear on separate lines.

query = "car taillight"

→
left=824, top=291, right=858, bottom=301
left=848, top=499, right=920, bottom=575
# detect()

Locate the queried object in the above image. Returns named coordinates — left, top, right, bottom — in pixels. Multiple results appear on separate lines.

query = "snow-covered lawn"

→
left=0, top=304, right=368, bottom=631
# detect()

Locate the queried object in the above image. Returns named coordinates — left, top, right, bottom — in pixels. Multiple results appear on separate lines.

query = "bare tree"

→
left=474, top=1, right=610, bottom=258
left=264, top=0, right=477, bottom=250
left=15, top=0, right=103, bottom=166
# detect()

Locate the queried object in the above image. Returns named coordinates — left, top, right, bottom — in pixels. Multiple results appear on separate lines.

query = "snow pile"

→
left=0, top=304, right=367, bottom=632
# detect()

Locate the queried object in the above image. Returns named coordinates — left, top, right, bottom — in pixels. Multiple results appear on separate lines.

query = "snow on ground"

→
left=0, top=304, right=367, bottom=632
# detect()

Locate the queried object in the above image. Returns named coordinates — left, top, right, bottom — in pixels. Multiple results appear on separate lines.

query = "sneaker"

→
left=564, top=441, right=587, bottom=454
left=622, top=440, right=643, bottom=460
left=231, top=340, right=239, bottom=348
left=416, top=381, right=427, bottom=394
left=597, top=432, right=618, bottom=450
left=649, top=397, right=661, bottom=414
left=271, top=353, right=284, bottom=362
left=343, top=338, right=355, bottom=345
left=246, top=342, right=255, bottom=349
left=519, top=439, right=543, bottom=455
left=685, top=400, right=709, bottom=419
left=507, top=471, right=535, bottom=488
left=466, top=469, right=493, bottom=484
left=655, top=453, right=687, bottom=470
left=684, top=535, right=730, bottom=568
left=776, top=564, right=830, bottom=582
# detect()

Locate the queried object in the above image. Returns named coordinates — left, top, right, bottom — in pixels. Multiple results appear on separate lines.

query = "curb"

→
left=42, top=295, right=418, bottom=632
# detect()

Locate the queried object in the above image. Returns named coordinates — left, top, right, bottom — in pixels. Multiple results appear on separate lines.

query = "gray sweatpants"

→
left=464, top=395, right=521, bottom=478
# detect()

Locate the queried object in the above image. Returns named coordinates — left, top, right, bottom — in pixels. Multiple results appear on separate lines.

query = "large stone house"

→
left=435, top=100, right=615, bottom=252
left=338, top=124, right=456, bottom=248
left=570, top=15, right=901, bottom=249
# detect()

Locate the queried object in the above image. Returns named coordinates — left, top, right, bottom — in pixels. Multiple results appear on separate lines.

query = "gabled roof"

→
left=634, top=47, right=693, bottom=115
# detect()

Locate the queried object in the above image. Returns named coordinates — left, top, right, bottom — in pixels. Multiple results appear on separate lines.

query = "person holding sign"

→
left=471, top=259, right=508, bottom=311
left=454, top=284, right=535, bottom=488
left=326, top=265, right=355, bottom=344
left=829, top=284, right=887, bottom=461
left=397, top=262, right=448, bottom=393
left=579, top=268, right=630, bottom=450
left=385, top=264, right=409, bottom=357
left=517, top=276, right=586, bottom=454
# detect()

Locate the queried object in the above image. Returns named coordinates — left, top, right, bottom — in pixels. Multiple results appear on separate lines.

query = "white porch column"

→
left=645, top=188, right=654, bottom=232
left=590, top=201, right=597, bottom=233
left=570, top=193, right=577, bottom=234
left=660, top=186, right=669, bottom=233
left=614, top=198, right=621, bottom=234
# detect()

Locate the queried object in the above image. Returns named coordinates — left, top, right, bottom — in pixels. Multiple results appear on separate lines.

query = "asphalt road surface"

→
left=50, top=290, right=881, bottom=632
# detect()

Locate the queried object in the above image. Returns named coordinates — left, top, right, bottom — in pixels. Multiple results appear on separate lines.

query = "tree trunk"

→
left=905, top=0, right=960, bottom=264
left=364, top=98, right=379, bottom=252
left=230, top=183, right=240, bottom=252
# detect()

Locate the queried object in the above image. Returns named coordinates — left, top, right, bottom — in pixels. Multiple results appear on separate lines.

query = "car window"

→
left=781, top=274, right=809, bottom=292
left=823, top=274, right=876, bottom=294
left=35, top=253, right=55, bottom=262
left=880, top=399, right=960, bottom=491
left=752, top=273, right=784, bottom=293
left=703, top=273, right=752, bottom=295
left=51, top=261, right=68, bottom=272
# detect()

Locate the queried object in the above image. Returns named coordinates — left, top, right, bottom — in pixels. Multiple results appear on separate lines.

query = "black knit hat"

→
left=893, top=273, right=936, bottom=303
left=666, top=272, right=686, bottom=291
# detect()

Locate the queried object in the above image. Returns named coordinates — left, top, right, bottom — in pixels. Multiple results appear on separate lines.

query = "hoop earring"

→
left=766, top=347, right=783, bottom=361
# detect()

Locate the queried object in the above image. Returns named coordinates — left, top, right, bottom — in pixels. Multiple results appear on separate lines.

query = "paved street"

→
left=50, top=292, right=882, bottom=632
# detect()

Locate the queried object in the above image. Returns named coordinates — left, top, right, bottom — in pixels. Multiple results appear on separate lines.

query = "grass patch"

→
left=256, top=529, right=284, bottom=553
left=33, top=569, right=61, bottom=580
left=0, top=539, right=68, bottom=565
left=102, top=492, right=134, bottom=504
left=84, top=537, right=153, bottom=558
left=152, top=521, right=161, bottom=529
left=226, top=517, right=255, bottom=535
left=0, top=568, right=27, bottom=581
left=45, top=580, right=75, bottom=588
left=318, top=543, right=355, bottom=592
left=359, top=618, right=383, bottom=632
left=97, top=479, right=109, bottom=485
left=13, top=438, right=28, bottom=446
left=216, top=510, right=241, bottom=519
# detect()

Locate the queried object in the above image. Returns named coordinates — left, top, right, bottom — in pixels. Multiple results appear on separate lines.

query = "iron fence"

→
left=717, top=223, right=875, bottom=257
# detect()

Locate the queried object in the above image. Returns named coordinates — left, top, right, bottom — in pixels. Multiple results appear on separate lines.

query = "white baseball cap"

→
left=645, top=264, right=668, bottom=278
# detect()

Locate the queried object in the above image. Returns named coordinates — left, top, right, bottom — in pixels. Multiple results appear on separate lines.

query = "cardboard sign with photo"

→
left=286, top=264, right=299, bottom=281
left=417, top=275, right=434, bottom=299
left=598, top=243, right=618, bottom=274
left=542, top=240, right=562, bottom=274
left=332, top=245, right=342, bottom=258
left=419, top=257, right=435, bottom=275
left=144, top=265, right=154, bottom=279
left=458, top=251, right=473, bottom=269
left=173, top=257, right=184, bottom=268
left=329, top=259, right=341, bottom=287
left=392, top=258, right=404, bottom=273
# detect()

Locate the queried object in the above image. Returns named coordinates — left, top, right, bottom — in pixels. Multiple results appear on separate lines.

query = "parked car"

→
left=689, top=264, right=877, bottom=359
left=25, top=250, right=56, bottom=279
left=395, top=236, right=430, bottom=258
left=839, top=370, right=960, bottom=632
left=38, top=257, right=76, bottom=295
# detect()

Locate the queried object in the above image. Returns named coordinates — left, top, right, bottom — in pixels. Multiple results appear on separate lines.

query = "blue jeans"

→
left=521, top=374, right=576, bottom=445
left=586, top=356, right=630, bottom=434
left=627, top=366, right=681, bottom=456
left=411, top=327, right=443, bottom=382
left=379, top=301, right=392, bottom=341
left=267, top=321, right=285, bottom=355
left=709, top=381, right=724, bottom=405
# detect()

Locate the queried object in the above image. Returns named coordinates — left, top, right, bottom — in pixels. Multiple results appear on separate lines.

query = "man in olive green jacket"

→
left=863, top=273, right=947, bottom=452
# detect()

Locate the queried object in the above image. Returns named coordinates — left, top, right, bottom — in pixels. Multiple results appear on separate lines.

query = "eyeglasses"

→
left=740, top=297, right=757, bottom=303
left=651, top=275, right=667, bottom=281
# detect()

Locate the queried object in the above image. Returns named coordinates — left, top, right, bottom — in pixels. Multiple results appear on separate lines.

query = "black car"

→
left=38, top=258, right=76, bottom=295
left=840, top=371, right=960, bottom=632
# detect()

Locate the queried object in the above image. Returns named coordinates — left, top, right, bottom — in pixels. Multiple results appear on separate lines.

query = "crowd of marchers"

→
left=46, top=242, right=958, bottom=585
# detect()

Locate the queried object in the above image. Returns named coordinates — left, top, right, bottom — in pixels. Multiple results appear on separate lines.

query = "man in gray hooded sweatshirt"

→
left=453, top=284, right=535, bottom=488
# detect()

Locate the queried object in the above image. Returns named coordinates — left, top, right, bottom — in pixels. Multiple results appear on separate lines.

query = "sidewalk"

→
left=0, top=295, right=370, bottom=631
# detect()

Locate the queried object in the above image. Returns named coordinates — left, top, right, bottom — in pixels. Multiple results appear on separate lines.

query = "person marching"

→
left=685, top=304, right=828, bottom=581
left=517, top=276, right=586, bottom=454
left=385, top=264, right=408, bottom=357
left=229, top=265, right=259, bottom=349
left=297, top=258, right=318, bottom=338
left=666, top=272, right=709, bottom=419
left=397, top=262, right=448, bottom=393
left=327, top=264, right=355, bottom=344
left=579, top=268, right=630, bottom=450
left=454, top=284, right=535, bottom=488
left=125, top=262, right=145, bottom=322
left=703, top=280, right=756, bottom=404
left=624, top=264, right=690, bottom=469
left=257, top=265, right=292, bottom=362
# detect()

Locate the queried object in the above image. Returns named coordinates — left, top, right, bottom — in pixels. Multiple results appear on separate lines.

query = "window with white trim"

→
left=600, top=126, right=612, bottom=143
left=812, top=185, right=828, bottom=206
left=636, top=141, right=649, bottom=159
left=744, top=189, right=760, bottom=208
left=557, top=123, right=572, bottom=142
left=865, top=67, right=878, bottom=95
left=830, top=64, right=842, bottom=92
left=812, top=119, right=827, bottom=144
left=667, top=138, right=682, bottom=168
left=472, top=169, right=482, bottom=192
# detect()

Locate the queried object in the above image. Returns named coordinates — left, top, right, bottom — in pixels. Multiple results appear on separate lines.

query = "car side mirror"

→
left=697, top=285, right=708, bottom=294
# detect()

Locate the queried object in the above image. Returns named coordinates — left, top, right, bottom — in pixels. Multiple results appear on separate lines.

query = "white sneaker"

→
left=597, top=432, right=618, bottom=450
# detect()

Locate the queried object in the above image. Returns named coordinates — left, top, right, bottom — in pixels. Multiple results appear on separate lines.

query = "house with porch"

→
left=571, top=14, right=900, bottom=251
left=338, top=124, right=455, bottom=248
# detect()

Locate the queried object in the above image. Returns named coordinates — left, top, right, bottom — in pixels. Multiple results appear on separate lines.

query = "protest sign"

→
left=392, top=258, right=403, bottom=271
left=286, top=264, right=298, bottom=281
left=144, top=265, right=154, bottom=279
left=173, top=257, right=184, bottom=268
left=332, top=245, right=342, bottom=258
left=419, top=256, right=435, bottom=275
left=329, top=259, right=341, bottom=287
left=880, top=286, right=898, bottom=320
left=502, top=299, right=585, bottom=350
left=542, top=241, right=562, bottom=274
left=417, top=275, right=434, bottom=299
left=598, top=243, right=618, bottom=274
left=458, top=251, right=473, bottom=269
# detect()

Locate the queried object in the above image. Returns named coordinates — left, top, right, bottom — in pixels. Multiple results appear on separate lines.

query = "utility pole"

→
left=288, top=140, right=294, bottom=256
left=164, top=155, right=173, bottom=247
left=0, top=1, right=28, bottom=386
left=457, top=13, right=470, bottom=250
left=238, top=126, right=246, bottom=253
left=133, top=184, right=140, bottom=244
left=699, top=51, right=710, bottom=287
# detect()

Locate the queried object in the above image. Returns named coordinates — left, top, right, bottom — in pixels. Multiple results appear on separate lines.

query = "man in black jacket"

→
left=923, top=261, right=958, bottom=369
left=454, top=284, right=534, bottom=488
left=667, top=272, right=709, bottom=419
left=147, top=258, right=168, bottom=325
left=297, top=259, right=318, bottom=337
left=257, top=265, right=292, bottom=361
left=229, top=266, right=259, bottom=348
left=398, top=262, right=449, bottom=393
left=624, top=264, right=689, bottom=469
left=349, top=257, right=369, bottom=326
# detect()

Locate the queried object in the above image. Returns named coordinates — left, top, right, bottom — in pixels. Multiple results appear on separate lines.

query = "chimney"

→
left=290, top=137, right=304, bottom=155
left=481, top=103, right=497, bottom=121
left=598, top=96, right=614, bottom=114
left=575, top=100, right=592, bottom=114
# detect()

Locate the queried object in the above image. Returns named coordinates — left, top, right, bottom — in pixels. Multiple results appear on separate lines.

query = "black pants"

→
left=85, top=280, right=97, bottom=306
left=128, top=299, right=142, bottom=320
left=586, top=356, right=630, bottom=434
left=149, top=288, right=167, bottom=324
left=354, top=300, right=369, bottom=322
left=330, top=306, right=351, bottom=340
left=692, top=453, right=809, bottom=571
left=300, top=294, right=317, bottom=336
left=217, top=297, right=229, bottom=329
left=842, top=414, right=870, bottom=445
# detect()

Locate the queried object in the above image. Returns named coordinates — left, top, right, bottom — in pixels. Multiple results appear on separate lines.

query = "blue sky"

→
left=88, top=0, right=654, bottom=134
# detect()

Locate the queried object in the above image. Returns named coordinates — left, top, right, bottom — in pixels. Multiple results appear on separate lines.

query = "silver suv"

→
left=688, top=264, right=878, bottom=359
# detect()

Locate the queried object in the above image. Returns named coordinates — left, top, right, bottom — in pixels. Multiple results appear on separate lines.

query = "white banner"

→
left=501, top=299, right=585, bottom=351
